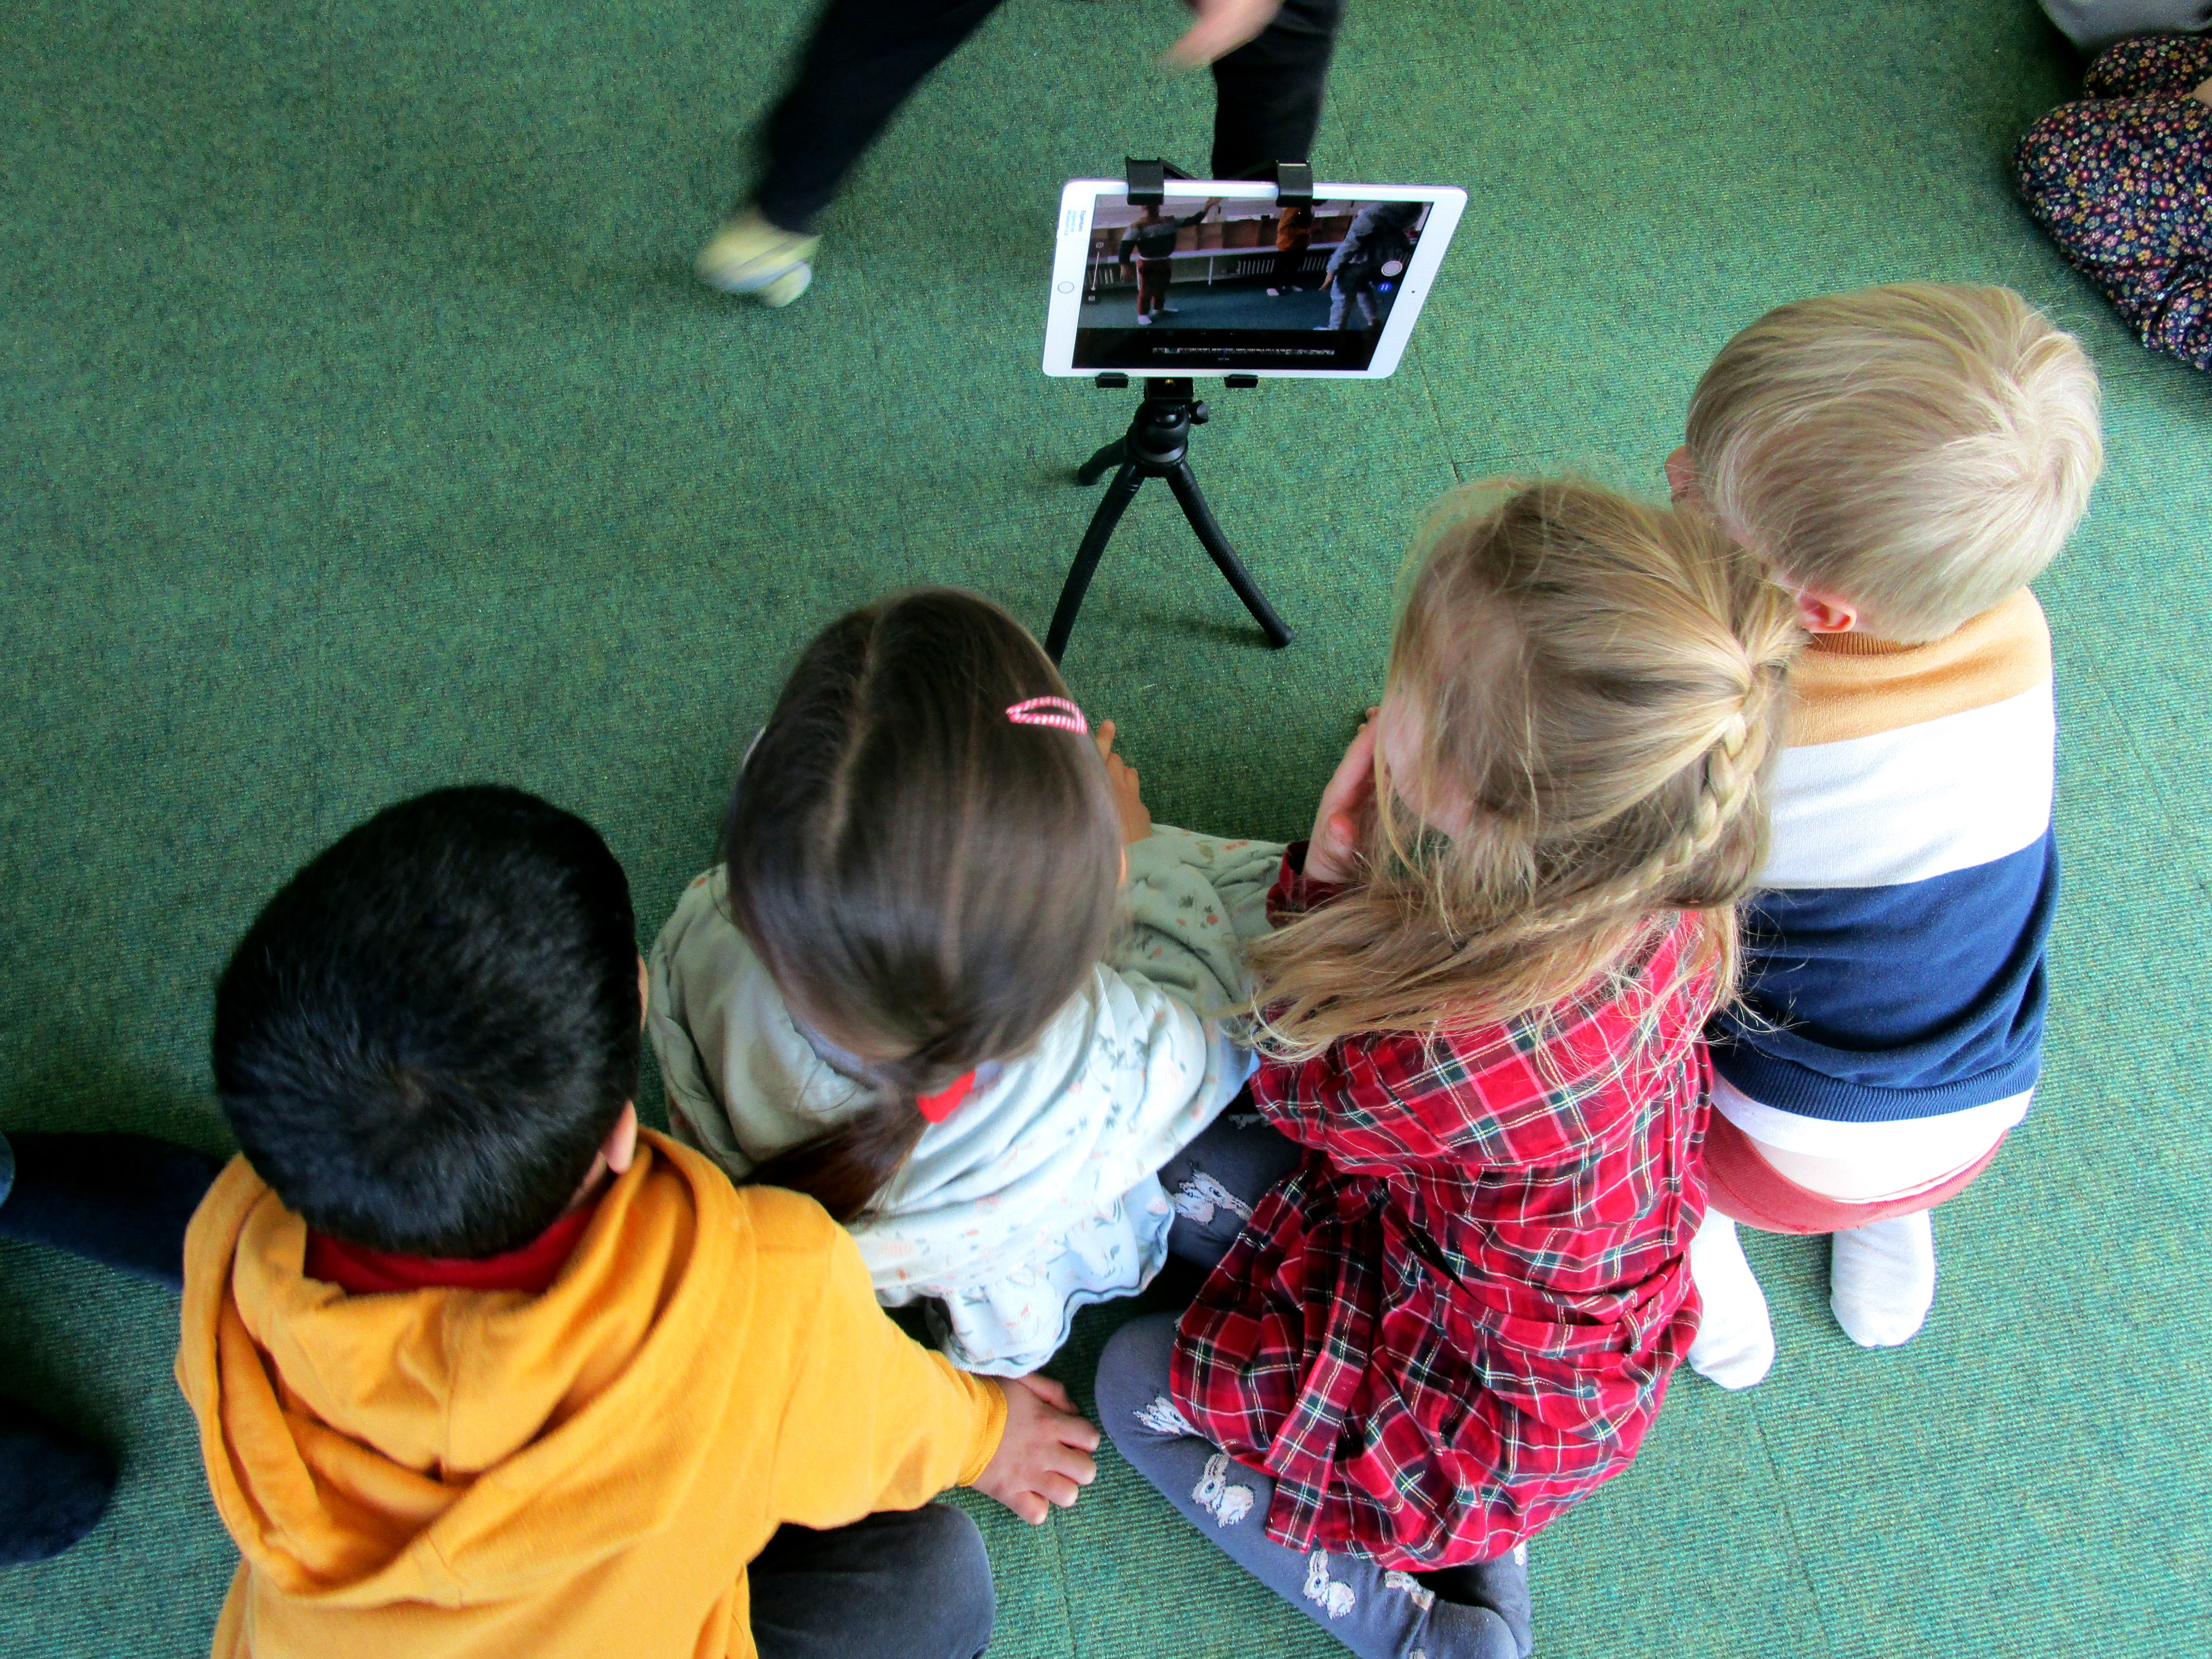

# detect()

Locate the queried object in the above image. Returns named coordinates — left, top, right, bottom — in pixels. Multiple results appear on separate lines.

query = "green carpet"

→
left=3, top=0, right=2207, bottom=1653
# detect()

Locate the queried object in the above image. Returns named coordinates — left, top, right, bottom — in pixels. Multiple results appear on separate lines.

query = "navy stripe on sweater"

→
left=1709, top=829, right=2057, bottom=1122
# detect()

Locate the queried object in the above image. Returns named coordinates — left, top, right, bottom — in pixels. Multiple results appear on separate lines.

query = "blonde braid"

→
left=1663, top=710, right=1754, bottom=888
left=1498, top=693, right=1768, bottom=950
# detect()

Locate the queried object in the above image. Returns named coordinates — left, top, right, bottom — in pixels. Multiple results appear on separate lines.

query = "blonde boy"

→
left=1665, top=283, right=2103, bottom=1388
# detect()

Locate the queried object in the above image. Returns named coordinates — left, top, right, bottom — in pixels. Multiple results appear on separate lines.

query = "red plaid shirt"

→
left=1170, top=849, right=1713, bottom=1566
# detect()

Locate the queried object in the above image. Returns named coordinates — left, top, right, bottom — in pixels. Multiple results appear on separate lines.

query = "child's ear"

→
left=1790, top=587, right=1859, bottom=635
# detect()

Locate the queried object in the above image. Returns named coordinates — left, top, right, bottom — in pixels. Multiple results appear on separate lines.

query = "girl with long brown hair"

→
left=1096, top=480, right=1802, bottom=1659
left=648, top=588, right=1284, bottom=1374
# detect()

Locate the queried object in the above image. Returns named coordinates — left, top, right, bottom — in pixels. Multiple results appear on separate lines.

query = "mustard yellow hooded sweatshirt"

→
left=175, top=1131, right=1006, bottom=1659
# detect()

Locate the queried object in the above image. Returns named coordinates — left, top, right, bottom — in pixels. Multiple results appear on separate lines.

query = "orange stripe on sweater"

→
left=1787, top=589, right=2051, bottom=748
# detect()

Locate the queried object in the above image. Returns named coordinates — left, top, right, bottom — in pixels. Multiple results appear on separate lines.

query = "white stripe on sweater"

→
left=1762, top=679, right=2054, bottom=890
left=1711, top=1074, right=2032, bottom=1175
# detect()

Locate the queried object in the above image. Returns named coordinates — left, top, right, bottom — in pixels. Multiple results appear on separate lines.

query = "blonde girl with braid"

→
left=1095, top=480, right=1800, bottom=1659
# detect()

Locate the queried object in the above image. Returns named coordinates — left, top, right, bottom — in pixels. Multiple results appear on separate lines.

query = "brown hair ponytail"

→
left=724, top=589, right=1124, bottom=1222
left=743, top=1079, right=933, bottom=1225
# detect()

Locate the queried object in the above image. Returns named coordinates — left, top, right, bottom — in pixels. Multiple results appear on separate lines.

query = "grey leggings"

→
left=1099, top=1116, right=1527, bottom=1659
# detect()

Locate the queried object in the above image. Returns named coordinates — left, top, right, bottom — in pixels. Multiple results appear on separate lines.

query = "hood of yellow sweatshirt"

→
left=176, top=1133, right=752, bottom=1611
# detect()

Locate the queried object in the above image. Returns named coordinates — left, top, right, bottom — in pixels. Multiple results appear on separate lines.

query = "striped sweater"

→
left=1711, top=591, right=2058, bottom=1129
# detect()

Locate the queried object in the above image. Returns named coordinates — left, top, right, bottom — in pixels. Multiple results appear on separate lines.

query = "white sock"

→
left=1829, top=1211, right=1937, bottom=1349
left=1686, top=1212, right=1775, bottom=1390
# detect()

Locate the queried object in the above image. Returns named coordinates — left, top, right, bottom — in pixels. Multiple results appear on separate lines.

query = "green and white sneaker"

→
left=695, top=208, right=818, bottom=306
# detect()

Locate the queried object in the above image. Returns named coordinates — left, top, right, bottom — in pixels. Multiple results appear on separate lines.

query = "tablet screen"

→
left=1069, top=191, right=1440, bottom=374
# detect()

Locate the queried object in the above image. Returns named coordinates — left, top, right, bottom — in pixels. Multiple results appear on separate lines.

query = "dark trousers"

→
left=0, top=1130, right=224, bottom=1564
left=1136, top=258, right=1173, bottom=314
left=750, top=1504, right=995, bottom=1659
left=1267, top=244, right=1309, bottom=287
left=0, top=1132, right=223, bottom=1291
left=756, top=0, right=1348, bottom=232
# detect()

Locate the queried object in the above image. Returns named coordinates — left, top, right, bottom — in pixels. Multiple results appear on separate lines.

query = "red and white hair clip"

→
left=1005, top=696, right=1088, bottom=735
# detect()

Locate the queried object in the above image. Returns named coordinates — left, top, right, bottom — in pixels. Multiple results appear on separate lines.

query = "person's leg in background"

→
left=702, top=0, right=1348, bottom=304
left=0, top=1129, right=223, bottom=1563
left=2014, top=82, right=2212, bottom=371
left=1211, top=0, right=1347, bottom=177
left=1138, top=258, right=1173, bottom=319
left=1267, top=245, right=1304, bottom=292
left=749, top=1504, right=995, bottom=1659
left=697, top=0, right=1011, bottom=304
left=0, top=1400, right=112, bottom=1567
left=2082, top=27, right=2212, bottom=95
left=0, top=1131, right=224, bottom=1290
left=2039, top=0, right=2212, bottom=55
left=1096, top=1314, right=1525, bottom=1659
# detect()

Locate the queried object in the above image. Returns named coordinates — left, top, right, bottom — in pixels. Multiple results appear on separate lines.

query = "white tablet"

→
left=1042, top=178, right=1466, bottom=380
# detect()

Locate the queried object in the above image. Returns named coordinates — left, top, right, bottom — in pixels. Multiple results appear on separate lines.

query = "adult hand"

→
left=1096, top=720, right=1153, bottom=844
left=1165, top=0, right=1285, bottom=68
left=1303, top=709, right=1378, bottom=885
left=973, top=1374, right=1101, bottom=1524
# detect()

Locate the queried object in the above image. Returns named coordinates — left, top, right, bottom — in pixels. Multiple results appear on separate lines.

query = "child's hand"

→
left=975, top=1373, right=1100, bottom=1524
left=1095, top=721, right=1153, bottom=844
left=1304, top=709, right=1378, bottom=886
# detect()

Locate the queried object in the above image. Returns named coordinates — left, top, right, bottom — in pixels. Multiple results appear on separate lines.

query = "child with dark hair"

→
left=2014, top=32, right=2211, bottom=372
left=650, top=589, right=1282, bottom=1374
left=180, top=784, right=1100, bottom=1659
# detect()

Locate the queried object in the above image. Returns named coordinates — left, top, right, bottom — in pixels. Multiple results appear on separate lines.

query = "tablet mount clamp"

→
left=1044, top=158, right=1306, bottom=663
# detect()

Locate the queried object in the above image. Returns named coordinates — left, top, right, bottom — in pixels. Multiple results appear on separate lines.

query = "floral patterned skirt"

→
left=2014, top=33, right=2212, bottom=371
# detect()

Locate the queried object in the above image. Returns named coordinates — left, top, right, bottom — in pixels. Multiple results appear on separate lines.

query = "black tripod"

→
left=1045, top=377, right=1294, bottom=662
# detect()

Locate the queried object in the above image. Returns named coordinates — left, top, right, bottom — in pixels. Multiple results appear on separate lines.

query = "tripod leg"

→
left=1164, top=462, right=1294, bottom=648
left=1076, top=439, right=1127, bottom=486
left=1047, top=464, right=1145, bottom=662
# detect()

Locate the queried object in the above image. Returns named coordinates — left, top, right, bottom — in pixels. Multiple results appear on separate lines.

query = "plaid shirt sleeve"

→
left=1250, top=1032, right=1566, bottom=1175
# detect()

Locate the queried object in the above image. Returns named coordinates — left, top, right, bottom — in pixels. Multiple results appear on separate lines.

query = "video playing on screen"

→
left=1072, top=193, right=1434, bottom=373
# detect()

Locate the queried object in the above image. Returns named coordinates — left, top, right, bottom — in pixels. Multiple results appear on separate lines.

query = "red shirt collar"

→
left=304, top=1200, right=600, bottom=1296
